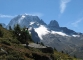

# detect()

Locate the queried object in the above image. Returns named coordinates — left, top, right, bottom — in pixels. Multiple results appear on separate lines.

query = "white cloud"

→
left=71, top=18, right=83, bottom=27
left=0, top=13, right=43, bottom=18
left=0, top=14, right=15, bottom=18
left=60, top=0, right=71, bottom=14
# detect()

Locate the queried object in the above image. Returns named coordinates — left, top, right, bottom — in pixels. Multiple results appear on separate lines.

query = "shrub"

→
left=7, top=50, right=24, bottom=60
left=61, top=51, right=64, bottom=53
left=40, top=42, right=44, bottom=46
left=0, top=29, right=4, bottom=37
left=54, top=48, right=57, bottom=51
left=74, top=54, right=77, bottom=58
left=1, top=39, right=11, bottom=46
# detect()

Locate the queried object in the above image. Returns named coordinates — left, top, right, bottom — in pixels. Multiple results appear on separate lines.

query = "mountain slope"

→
left=0, top=26, right=78, bottom=60
left=7, top=14, right=83, bottom=59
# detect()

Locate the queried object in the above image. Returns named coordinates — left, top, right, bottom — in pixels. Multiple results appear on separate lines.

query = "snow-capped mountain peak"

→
left=6, top=14, right=83, bottom=58
left=48, top=20, right=59, bottom=28
left=48, top=20, right=60, bottom=31
left=7, top=14, right=46, bottom=29
left=7, top=14, right=81, bottom=37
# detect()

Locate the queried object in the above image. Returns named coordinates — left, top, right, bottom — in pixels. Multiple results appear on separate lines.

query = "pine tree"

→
left=20, top=28, right=29, bottom=44
left=13, top=25, right=32, bottom=44
left=13, top=24, right=21, bottom=41
left=14, top=24, right=21, bottom=33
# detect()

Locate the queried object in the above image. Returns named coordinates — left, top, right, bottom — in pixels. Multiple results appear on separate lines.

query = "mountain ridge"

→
left=2, top=14, right=83, bottom=58
left=0, top=23, right=78, bottom=60
left=6, top=14, right=81, bottom=35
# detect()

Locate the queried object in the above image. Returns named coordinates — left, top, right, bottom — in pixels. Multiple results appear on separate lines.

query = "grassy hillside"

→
left=0, top=26, right=80, bottom=60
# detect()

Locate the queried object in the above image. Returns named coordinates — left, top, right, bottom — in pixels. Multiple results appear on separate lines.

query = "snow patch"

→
left=72, top=35, right=80, bottom=37
left=22, top=15, right=25, bottom=18
left=28, top=27, right=33, bottom=31
left=34, top=25, right=69, bottom=40
left=51, top=31, right=69, bottom=36
left=30, top=22, right=35, bottom=25
left=28, top=27, right=33, bottom=34
left=34, top=25, right=50, bottom=40
left=18, top=15, right=25, bottom=23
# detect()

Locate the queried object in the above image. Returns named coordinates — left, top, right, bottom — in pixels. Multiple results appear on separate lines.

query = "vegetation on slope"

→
left=0, top=25, right=79, bottom=60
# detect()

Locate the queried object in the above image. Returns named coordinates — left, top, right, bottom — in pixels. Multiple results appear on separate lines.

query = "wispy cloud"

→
left=0, top=13, right=43, bottom=18
left=0, top=14, right=15, bottom=18
left=60, top=0, right=71, bottom=14
left=71, top=18, right=83, bottom=27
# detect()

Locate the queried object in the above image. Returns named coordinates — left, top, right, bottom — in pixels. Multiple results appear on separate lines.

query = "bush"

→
left=1, top=39, right=11, bottom=46
left=54, top=48, right=57, bottom=51
left=6, top=55, right=24, bottom=60
left=61, top=51, right=64, bottom=53
left=74, top=54, right=77, bottom=58
left=40, top=47, right=54, bottom=53
left=0, top=29, right=3, bottom=37
left=7, top=50, right=24, bottom=60
left=40, top=42, right=44, bottom=46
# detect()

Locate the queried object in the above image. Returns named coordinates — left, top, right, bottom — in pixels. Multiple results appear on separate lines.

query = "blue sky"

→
left=0, top=0, right=83, bottom=33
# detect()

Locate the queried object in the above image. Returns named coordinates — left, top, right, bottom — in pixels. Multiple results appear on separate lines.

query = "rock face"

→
left=7, top=14, right=83, bottom=58
left=28, top=43, right=46, bottom=48
left=29, top=27, right=40, bottom=43
left=60, top=27, right=77, bottom=35
left=48, top=20, right=60, bottom=31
